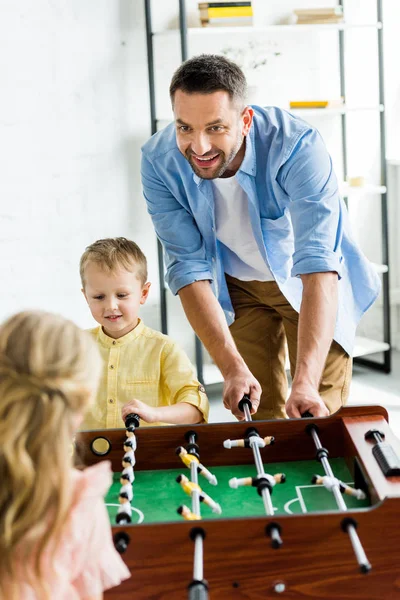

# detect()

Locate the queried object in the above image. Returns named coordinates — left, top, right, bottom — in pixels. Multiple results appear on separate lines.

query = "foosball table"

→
left=75, top=404, right=400, bottom=599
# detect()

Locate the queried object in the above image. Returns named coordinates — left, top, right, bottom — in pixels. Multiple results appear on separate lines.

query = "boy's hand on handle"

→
left=122, top=398, right=157, bottom=424
left=286, top=384, right=329, bottom=419
left=222, top=366, right=261, bottom=421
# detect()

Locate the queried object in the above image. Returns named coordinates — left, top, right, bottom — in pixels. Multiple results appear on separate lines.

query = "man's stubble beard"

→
left=187, top=132, right=244, bottom=180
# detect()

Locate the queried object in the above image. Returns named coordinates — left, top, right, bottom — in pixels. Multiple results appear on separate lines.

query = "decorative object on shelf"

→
left=293, top=6, right=344, bottom=25
left=221, top=40, right=281, bottom=103
left=289, top=98, right=344, bottom=109
left=198, top=1, right=253, bottom=27
left=347, top=175, right=366, bottom=187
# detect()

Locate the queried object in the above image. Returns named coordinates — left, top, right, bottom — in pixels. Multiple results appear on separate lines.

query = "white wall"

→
left=0, top=0, right=160, bottom=331
left=1, top=0, right=399, bottom=360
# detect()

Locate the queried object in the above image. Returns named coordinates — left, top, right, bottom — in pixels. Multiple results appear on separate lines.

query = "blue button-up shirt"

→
left=141, top=106, right=380, bottom=356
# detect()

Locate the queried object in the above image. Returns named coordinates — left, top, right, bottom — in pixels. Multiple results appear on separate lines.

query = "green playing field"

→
left=105, top=458, right=370, bottom=525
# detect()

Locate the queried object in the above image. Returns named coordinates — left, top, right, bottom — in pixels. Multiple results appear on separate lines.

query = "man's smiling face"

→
left=173, top=89, right=253, bottom=179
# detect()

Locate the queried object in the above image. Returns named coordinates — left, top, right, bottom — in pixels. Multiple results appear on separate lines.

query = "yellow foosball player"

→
left=176, top=474, right=222, bottom=514
left=177, top=504, right=201, bottom=521
left=175, top=446, right=218, bottom=485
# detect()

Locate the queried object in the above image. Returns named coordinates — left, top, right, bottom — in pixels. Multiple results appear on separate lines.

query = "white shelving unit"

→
left=152, top=22, right=382, bottom=36
left=144, top=0, right=391, bottom=383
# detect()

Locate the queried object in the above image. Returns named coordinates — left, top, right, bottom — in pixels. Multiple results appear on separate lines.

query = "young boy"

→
left=80, top=237, right=209, bottom=429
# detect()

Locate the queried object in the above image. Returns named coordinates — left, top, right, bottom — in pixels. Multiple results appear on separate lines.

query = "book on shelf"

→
left=294, top=6, right=343, bottom=24
left=198, top=1, right=252, bottom=5
left=296, top=16, right=344, bottom=24
left=294, top=7, right=343, bottom=17
left=199, top=1, right=253, bottom=27
left=289, top=98, right=344, bottom=109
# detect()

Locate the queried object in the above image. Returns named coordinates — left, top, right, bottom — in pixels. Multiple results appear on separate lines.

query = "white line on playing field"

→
left=284, top=498, right=300, bottom=514
left=295, top=481, right=355, bottom=514
left=295, top=486, right=307, bottom=513
left=106, top=503, right=144, bottom=524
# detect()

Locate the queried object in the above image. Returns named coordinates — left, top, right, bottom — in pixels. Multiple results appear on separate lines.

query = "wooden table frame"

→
left=76, top=405, right=400, bottom=599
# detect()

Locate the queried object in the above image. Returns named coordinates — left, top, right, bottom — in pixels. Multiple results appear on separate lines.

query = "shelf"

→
left=289, top=105, right=384, bottom=116
left=353, top=336, right=390, bottom=358
left=371, top=263, right=388, bottom=274
left=153, top=23, right=382, bottom=36
left=156, top=105, right=385, bottom=125
left=203, top=335, right=390, bottom=386
left=340, top=183, right=387, bottom=197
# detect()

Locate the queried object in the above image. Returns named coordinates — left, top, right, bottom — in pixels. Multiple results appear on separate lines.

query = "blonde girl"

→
left=0, top=311, right=130, bottom=600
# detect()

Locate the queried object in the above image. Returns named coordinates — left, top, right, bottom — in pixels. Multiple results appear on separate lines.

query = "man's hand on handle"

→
left=286, top=383, right=329, bottom=419
left=222, top=365, right=262, bottom=420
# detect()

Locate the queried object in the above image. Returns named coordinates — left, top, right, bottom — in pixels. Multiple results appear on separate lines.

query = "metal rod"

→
left=308, top=427, right=371, bottom=571
left=190, top=460, right=201, bottom=517
left=347, top=524, right=371, bottom=572
left=338, top=0, right=348, bottom=182
left=178, top=0, right=189, bottom=61
left=144, top=0, right=168, bottom=334
left=243, top=402, right=275, bottom=515
left=377, top=0, right=392, bottom=373
left=240, top=399, right=281, bottom=545
left=309, top=429, right=347, bottom=511
left=193, top=533, right=204, bottom=581
left=195, top=335, right=204, bottom=385
left=243, top=402, right=252, bottom=422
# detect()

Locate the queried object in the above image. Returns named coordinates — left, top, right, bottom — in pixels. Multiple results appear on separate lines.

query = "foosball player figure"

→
left=122, top=456, right=135, bottom=483
left=116, top=492, right=132, bottom=524
left=312, top=474, right=367, bottom=500
left=120, top=473, right=134, bottom=502
left=176, top=474, right=222, bottom=515
left=175, top=446, right=218, bottom=486
left=125, top=426, right=137, bottom=450
left=123, top=448, right=136, bottom=464
left=229, top=472, right=286, bottom=491
left=177, top=504, right=201, bottom=521
left=124, top=437, right=136, bottom=453
left=223, top=435, right=275, bottom=449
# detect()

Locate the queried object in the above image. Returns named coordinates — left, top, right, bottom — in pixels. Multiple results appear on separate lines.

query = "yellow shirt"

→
left=82, top=320, right=209, bottom=429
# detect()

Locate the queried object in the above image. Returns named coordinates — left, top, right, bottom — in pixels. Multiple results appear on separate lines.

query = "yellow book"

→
left=290, top=101, right=329, bottom=108
left=207, top=6, right=253, bottom=17
left=289, top=98, right=344, bottom=109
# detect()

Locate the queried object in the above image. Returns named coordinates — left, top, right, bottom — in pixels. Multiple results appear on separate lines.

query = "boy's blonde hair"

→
left=80, top=237, right=148, bottom=286
left=0, top=310, right=102, bottom=599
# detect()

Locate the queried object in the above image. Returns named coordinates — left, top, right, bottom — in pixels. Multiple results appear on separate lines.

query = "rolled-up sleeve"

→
left=161, top=342, right=210, bottom=423
left=141, top=154, right=213, bottom=294
left=277, top=129, right=344, bottom=279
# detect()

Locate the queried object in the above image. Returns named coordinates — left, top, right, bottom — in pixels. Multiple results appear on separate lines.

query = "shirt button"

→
left=112, top=340, right=117, bottom=345
left=110, top=365, right=114, bottom=369
left=109, top=398, right=114, bottom=403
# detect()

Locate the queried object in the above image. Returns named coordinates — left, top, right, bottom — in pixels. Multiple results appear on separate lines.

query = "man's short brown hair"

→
left=80, top=237, right=148, bottom=286
left=169, top=54, right=247, bottom=108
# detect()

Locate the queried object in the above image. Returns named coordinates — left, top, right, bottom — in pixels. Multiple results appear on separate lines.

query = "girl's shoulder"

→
left=71, top=461, right=113, bottom=506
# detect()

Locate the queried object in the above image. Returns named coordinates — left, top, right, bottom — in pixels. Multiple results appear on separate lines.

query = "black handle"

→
left=188, top=580, right=209, bottom=600
left=125, top=413, right=140, bottom=429
left=365, top=429, right=400, bottom=476
left=238, top=394, right=252, bottom=413
left=113, top=531, right=130, bottom=554
left=301, top=411, right=314, bottom=418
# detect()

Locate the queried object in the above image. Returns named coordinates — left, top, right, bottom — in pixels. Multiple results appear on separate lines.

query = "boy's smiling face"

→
left=82, top=262, right=150, bottom=339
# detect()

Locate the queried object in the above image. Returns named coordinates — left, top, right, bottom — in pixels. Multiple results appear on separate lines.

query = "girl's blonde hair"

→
left=0, top=310, right=102, bottom=599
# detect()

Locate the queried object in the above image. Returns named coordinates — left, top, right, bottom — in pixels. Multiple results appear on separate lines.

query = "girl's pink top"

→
left=17, top=461, right=130, bottom=599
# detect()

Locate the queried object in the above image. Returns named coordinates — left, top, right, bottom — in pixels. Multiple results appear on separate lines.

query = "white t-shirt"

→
left=212, top=175, right=275, bottom=281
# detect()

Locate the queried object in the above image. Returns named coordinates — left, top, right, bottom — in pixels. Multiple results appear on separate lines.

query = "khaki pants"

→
left=226, top=275, right=352, bottom=420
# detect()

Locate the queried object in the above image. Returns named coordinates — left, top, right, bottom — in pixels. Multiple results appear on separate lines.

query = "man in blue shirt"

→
left=141, top=54, right=380, bottom=420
